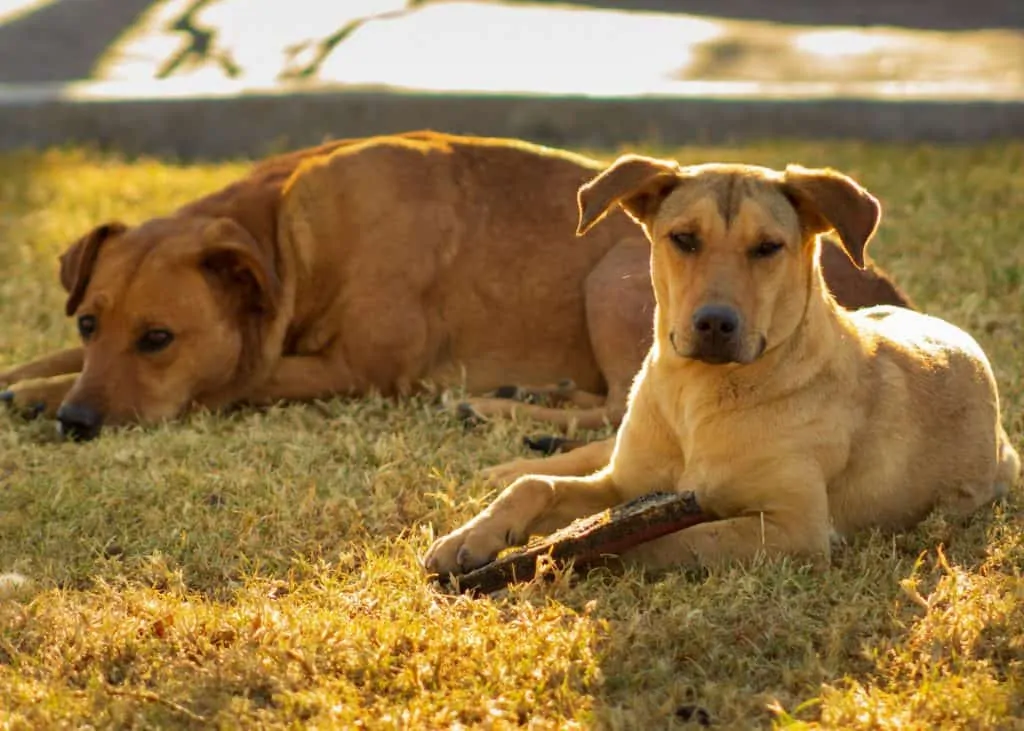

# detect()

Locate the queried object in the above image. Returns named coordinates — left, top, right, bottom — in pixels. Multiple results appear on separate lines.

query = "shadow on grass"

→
left=0, top=0, right=159, bottom=83
left=546, top=505, right=1020, bottom=727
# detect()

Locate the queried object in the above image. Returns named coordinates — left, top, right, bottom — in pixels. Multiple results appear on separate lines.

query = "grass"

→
left=0, top=141, right=1022, bottom=729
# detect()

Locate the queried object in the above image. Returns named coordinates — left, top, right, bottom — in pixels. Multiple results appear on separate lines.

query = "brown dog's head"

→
left=577, top=155, right=879, bottom=366
left=55, top=216, right=281, bottom=440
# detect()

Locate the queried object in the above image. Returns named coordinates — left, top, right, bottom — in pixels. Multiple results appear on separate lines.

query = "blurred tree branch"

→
left=280, top=0, right=429, bottom=81
left=157, top=0, right=241, bottom=79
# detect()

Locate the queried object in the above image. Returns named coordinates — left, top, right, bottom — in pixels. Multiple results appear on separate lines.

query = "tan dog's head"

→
left=577, top=155, right=879, bottom=365
left=55, top=216, right=281, bottom=440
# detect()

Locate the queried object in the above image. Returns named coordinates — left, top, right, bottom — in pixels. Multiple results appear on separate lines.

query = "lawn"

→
left=0, top=141, right=1021, bottom=729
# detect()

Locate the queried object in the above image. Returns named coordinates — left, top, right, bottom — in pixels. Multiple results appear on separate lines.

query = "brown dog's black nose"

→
left=56, top=403, right=104, bottom=441
left=691, top=305, right=741, bottom=363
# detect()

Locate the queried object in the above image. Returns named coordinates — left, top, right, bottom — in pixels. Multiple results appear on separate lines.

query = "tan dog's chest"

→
left=625, top=304, right=1003, bottom=542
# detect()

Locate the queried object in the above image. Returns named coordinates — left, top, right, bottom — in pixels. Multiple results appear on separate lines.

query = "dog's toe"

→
left=0, top=390, right=13, bottom=405
left=455, top=402, right=489, bottom=428
left=523, top=434, right=565, bottom=455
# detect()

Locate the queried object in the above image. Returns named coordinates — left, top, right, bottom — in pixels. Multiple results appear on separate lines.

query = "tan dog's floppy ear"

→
left=200, top=218, right=281, bottom=316
left=577, top=154, right=680, bottom=235
left=782, top=166, right=880, bottom=269
left=59, top=222, right=128, bottom=316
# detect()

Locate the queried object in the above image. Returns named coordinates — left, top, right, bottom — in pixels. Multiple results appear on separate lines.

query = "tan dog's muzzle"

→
left=671, top=303, right=765, bottom=365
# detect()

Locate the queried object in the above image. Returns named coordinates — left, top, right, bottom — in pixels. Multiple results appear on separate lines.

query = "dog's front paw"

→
left=423, top=516, right=516, bottom=577
left=0, top=385, right=48, bottom=420
left=0, top=376, right=73, bottom=420
left=0, top=368, right=18, bottom=391
left=424, top=477, right=556, bottom=577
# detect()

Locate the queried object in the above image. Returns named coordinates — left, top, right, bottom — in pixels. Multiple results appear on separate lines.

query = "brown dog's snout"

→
left=689, top=304, right=742, bottom=364
left=56, top=402, right=104, bottom=442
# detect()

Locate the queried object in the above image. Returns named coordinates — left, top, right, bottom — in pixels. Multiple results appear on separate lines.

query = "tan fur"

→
left=0, top=133, right=910, bottom=441
left=424, top=156, right=1019, bottom=576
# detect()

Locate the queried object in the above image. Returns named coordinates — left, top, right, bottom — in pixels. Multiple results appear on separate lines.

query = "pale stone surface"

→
left=0, top=0, right=1020, bottom=154
left=2, top=0, right=1022, bottom=99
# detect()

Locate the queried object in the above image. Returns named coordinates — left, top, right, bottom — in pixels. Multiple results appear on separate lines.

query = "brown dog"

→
left=0, top=132, right=908, bottom=441
left=424, top=155, right=1020, bottom=576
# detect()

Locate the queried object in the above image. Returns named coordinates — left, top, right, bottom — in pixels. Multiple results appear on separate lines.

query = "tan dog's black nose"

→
left=691, top=305, right=741, bottom=363
left=57, top=403, right=104, bottom=441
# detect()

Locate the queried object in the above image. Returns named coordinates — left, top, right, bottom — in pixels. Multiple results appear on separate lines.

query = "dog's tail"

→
left=995, top=425, right=1021, bottom=499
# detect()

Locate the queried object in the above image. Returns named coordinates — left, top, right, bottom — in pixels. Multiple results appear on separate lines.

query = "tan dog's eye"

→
left=77, top=315, right=97, bottom=340
left=749, top=241, right=784, bottom=260
left=137, top=329, right=175, bottom=354
left=669, top=231, right=701, bottom=255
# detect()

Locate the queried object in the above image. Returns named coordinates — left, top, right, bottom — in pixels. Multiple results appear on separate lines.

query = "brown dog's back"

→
left=1, top=132, right=914, bottom=439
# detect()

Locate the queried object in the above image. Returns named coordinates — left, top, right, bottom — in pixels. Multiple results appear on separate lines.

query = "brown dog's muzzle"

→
left=56, top=402, right=104, bottom=441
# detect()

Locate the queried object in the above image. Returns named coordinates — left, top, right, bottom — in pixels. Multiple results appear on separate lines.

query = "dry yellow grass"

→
left=0, top=141, right=1021, bottom=729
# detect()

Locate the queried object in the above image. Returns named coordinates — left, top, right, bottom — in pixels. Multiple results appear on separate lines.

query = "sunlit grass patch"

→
left=0, top=141, right=1021, bottom=728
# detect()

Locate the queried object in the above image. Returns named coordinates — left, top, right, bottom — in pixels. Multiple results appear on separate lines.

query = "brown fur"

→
left=424, top=156, right=1019, bottom=577
left=0, top=133, right=909, bottom=441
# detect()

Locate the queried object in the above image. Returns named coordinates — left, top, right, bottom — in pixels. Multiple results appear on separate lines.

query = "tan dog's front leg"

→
left=0, top=373, right=79, bottom=419
left=0, top=348, right=83, bottom=389
left=423, top=471, right=622, bottom=576
left=479, top=437, right=617, bottom=486
left=626, top=474, right=832, bottom=571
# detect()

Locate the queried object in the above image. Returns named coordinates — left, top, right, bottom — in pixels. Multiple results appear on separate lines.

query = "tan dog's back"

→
left=829, top=305, right=1017, bottom=534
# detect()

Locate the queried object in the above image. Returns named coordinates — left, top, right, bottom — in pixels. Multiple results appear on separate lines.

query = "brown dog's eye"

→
left=137, top=329, right=174, bottom=354
left=77, top=315, right=97, bottom=340
left=750, top=241, right=784, bottom=259
left=670, top=231, right=701, bottom=255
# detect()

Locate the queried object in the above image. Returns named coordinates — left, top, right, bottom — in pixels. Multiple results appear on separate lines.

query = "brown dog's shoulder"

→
left=819, top=238, right=915, bottom=311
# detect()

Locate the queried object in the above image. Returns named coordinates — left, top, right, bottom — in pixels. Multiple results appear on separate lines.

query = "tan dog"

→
left=424, top=155, right=1020, bottom=576
left=0, top=132, right=909, bottom=442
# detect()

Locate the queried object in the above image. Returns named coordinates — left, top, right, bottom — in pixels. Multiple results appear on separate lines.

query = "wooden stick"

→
left=438, top=491, right=712, bottom=595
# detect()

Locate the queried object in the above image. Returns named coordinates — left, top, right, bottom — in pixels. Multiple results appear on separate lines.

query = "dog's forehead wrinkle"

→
left=733, top=195, right=799, bottom=239
left=659, top=175, right=796, bottom=242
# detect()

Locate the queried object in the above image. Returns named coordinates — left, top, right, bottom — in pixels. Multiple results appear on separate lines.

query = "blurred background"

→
left=0, top=0, right=1021, bottom=157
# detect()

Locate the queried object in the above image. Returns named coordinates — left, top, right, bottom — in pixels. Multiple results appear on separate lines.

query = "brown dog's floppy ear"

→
left=577, top=154, right=680, bottom=235
left=199, top=218, right=281, bottom=317
left=782, top=165, right=880, bottom=269
left=59, top=222, right=128, bottom=316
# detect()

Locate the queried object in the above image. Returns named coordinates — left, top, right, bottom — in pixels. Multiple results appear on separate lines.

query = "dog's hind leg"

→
left=935, top=427, right=1019, bottom=518
left=461, top=238, right=654, bottom=431
left=996, top=429, right=1021, bottom=498
left=456, top=398, right=621, bottom=430
left=579, top=237, right=655, bottom=424
left=488, top=380, right=606, bottom=409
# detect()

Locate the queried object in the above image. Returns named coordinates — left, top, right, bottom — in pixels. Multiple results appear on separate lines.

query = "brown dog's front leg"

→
left=245, top=354, right=362, bottom=405
left=0, top=373, right=79, bottom=419
left=0, top=348, right=83, bottom=389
